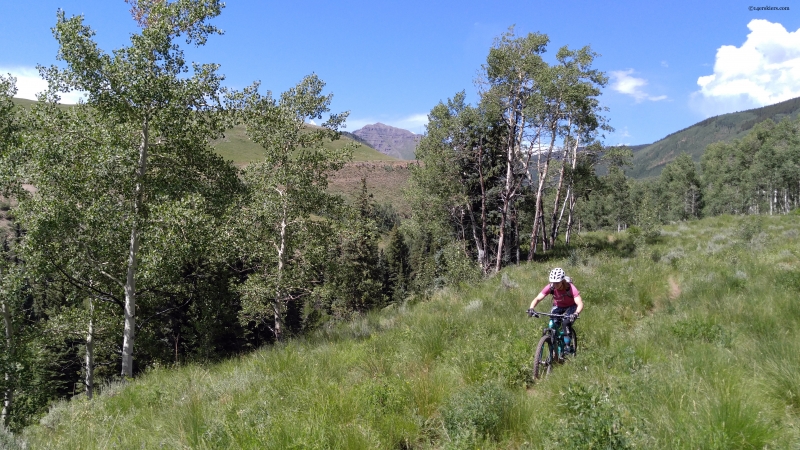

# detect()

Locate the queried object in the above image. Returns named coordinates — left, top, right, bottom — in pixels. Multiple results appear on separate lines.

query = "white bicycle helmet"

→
left=548, top=267, right=566, bottom=283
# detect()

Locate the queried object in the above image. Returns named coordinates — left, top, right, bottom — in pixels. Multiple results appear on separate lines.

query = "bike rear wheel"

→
left=564, top=326, right=578, bottom=357
left=571, top=328, right=578, bottom=356
left=533, top=335, right=554, bottom=380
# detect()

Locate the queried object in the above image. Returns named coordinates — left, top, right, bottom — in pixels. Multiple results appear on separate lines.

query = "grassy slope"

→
left=630, top=96, right=800, bottom=179
left=21, top=214, right=800, bottom=449
left=212, top=125, right=412, bottom=213
left=212, top=124, right=398, bottom=166
left=328, top=161, right=416, bottom=217
left=10, top=98, right=38, bottom=108
left=215, top=125, right=413, bottom=214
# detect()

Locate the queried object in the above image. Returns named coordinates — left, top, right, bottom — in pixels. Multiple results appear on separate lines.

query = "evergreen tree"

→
left=385, top=226, right=410, bottom=303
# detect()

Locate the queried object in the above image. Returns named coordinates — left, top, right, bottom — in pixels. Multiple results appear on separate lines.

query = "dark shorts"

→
left=551, top=305, right=577, bottom=326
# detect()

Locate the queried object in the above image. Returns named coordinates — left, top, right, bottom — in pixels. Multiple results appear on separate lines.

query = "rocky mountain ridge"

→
left=352, top=123, right=420, bottom=160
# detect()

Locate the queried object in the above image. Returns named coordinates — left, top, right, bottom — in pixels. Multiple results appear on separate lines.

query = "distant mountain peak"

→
left=352, top=123, right=420, bottom=160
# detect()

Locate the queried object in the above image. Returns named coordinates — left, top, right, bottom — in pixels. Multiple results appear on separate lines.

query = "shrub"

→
left=0, top=427, right=23, bottom=450
left=557, top=384, right=632, bottom=449
left=567, top=248, right=583, bottom=267
left=440, top=241, right=481, bottom=287
left=441, top=381, right=512, bottom=442
left=737, top=215, right=763, bottom=242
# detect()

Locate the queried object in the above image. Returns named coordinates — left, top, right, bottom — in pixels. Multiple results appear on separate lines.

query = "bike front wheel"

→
left=533, top=335, right=554, bottom=380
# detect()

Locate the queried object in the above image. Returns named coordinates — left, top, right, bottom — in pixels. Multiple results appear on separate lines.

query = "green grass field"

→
left=18, top=214, right=800, bottom=449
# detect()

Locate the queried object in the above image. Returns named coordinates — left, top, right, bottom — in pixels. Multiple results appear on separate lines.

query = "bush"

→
left=737, top=215, right=763, bottom=242
left=439, top=241, right=481, bottom=287
left=0, top=426, right=24, bottom=450
left=557, top=384, right=632, bottom=449
left=441, top=382, right=512, bottom=442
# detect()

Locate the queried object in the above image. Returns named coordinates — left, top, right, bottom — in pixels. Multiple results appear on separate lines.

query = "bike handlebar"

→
left=526, top=309, right=575, bottom=319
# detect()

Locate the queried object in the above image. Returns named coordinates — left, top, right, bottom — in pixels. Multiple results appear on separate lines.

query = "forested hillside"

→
left=629, top=96, right=800, bottom=178
left=1, top=0, right=800, bottom=443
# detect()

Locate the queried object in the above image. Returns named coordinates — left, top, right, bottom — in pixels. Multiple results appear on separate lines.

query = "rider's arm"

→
left=574, top=295, right=584, bottom=315
left=529, top=292, right=546, bottom=310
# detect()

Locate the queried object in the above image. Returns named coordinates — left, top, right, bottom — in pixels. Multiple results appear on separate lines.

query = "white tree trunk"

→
left=565, top=190, right=576, bottom=245
left=548, top=123, right=576, bottom=249
left=554, top=187, right=570, bottom=239
left=785, top=189, right=789, bottom=214
left=1, top=296, right=13, bottom=424
left=122, top=119, right=148, bottom=378
left=528, top=131, right=558, bottom=260
left=770, top=186, right=774, bottom=215
left=274, top=199, right=288, bottom=341
left=495, top=126, right=517, bottom=272
left=466, top=203, right=487, bottom=274
left=85, top=298, right=94, bottom=399
left=476, top=145, right=489, bottom=273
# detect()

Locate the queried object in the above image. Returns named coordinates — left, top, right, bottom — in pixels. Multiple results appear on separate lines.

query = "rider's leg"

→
left=563, top=305, right=577, bottom=352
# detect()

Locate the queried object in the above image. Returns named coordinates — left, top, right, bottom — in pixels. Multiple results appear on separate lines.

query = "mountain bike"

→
left=526, top=309, right=578, bottom=380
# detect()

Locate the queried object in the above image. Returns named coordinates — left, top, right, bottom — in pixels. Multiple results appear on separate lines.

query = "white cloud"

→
left=610, top=69, right=667, bottom=102
left=694, top=19, right=800, bottom=116
left=345, top=113, right=429, bottom=134
left=661, top=61, right=669, bottom=68
left=0, top=66, right=85, bottom=104
left=608, top=126, right=634, bottom=146
left=392, top=114, right=428, bottom=134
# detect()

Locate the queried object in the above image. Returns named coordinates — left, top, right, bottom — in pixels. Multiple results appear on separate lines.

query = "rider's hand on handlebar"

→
left=568, top=313, right=579, bottom=322
left=527, top=309, right=539, bottom=318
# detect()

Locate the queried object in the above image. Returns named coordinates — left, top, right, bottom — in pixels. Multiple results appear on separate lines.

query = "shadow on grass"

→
left=529, top=231, right=659, bottom=263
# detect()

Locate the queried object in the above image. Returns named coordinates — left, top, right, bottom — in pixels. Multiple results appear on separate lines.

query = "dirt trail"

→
left=668, top=276, right=681, bottom=299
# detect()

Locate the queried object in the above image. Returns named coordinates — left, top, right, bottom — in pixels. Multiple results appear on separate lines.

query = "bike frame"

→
left=530, top=311, right=573, bottom=361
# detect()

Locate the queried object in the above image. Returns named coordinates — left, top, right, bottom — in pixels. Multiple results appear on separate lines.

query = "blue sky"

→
left=2, top=0, right=799, bottom=145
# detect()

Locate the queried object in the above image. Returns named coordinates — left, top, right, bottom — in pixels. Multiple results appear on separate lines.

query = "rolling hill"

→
left=210, top=124, right=410, bottom=213
left=629, top=96, right=800, bottom=178
left=211, top=124, right=397, bottom=166
left=11, top=98, right=396, bottom=165
left=12, top=97, right=410, bottom=213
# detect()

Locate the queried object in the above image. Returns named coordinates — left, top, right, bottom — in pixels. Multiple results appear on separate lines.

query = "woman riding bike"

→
left=528, top=268, right=583, bottom=353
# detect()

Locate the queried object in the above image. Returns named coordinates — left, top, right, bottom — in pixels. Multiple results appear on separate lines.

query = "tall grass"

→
left=22, top=214, right=800, bottom=448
